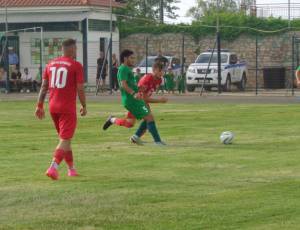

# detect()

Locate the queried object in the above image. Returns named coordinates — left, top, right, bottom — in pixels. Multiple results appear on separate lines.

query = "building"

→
left=0, top=0, right=122, bottom=84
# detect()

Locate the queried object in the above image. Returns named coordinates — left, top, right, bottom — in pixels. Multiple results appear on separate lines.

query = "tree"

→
left=115, top=0, right=180, bottom=25
left=187, top=0, right=238, bottom=20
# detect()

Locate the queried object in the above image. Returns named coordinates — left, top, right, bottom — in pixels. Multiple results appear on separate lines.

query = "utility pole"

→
left=5, top=0, right=10, bottom=93
left=217, top=0, right=221, bottom=94
left=109, top=0, right=113, bottom=94
left=288, top=0, right=291, bottom=28
left=159, top=0, right=164, bottom=23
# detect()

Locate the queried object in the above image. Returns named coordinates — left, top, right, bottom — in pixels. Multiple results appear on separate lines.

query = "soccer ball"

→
left=220, top=131, right=234, bottom=144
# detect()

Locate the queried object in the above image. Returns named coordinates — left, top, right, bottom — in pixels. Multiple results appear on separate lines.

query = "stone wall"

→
left=120, top=32, right=300, bottom=88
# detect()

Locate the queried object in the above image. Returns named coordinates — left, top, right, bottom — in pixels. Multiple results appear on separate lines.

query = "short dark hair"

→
left=152, top=61, right=164, bottom=71
left=120, top=49, right=134, bottom=63
left=62, top=39, right=76, bottom=48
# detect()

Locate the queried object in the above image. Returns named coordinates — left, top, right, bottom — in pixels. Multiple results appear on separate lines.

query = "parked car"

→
left=186, top=50, right=247, bottom=92
left=133, top=55, right=183, bottom=77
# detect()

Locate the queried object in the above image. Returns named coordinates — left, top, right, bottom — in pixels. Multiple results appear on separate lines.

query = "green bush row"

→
left=118, top=12, right=300, bottom=41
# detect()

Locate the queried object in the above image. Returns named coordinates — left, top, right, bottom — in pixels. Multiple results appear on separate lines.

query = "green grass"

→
left=1, top=101, right=300, bottom=229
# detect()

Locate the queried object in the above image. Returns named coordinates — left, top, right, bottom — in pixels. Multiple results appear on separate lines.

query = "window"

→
left=100, top=38, right=106, bottom=53
left=230, top=55, right=238, bottom=65
left=196, top=54, right=228, bottom=64
left=88, top=20, right=116, bottom=32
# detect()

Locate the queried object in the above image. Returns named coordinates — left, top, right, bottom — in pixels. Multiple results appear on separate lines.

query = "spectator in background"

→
left=8, top=47, right=19, bottom=80
left=112, top=53, right=119, bottom=92
left=33, top=67, right=42, bottom=92
left=10, top=69, right=22, bottom=92
left=134, top=68, right=143, bottom=84
left=155, top=50, right=169, bottom=69
left=177, top=73, right=186, bottom=94
left=21, top=67, right=33, bottom=92
left=96, top=51, right=108, bottom=92
left=0, top=67, right=6, bottom=89
left=8, top=47, right=19, bottom=66
left=164, top=67, right=175, bottom=94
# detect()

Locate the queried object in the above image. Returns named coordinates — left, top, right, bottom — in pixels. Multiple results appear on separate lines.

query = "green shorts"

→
left=124, top=99, right=150, bottom=120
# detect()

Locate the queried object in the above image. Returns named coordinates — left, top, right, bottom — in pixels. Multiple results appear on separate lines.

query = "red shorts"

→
left=50, top=113, right=77, bottom=140
left=127, top=111, right=136, bottom=119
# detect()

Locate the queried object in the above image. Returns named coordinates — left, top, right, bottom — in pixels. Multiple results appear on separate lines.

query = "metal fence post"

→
left=5, top=36, right=9, bottom=93
left=181, top=34, right=185, bottom=76
left=146, top=37, right=148, bottom=74
left=292, top=35, right=295, bottom=96
left=217, top=31, right=222, bottom=94
left=256, top=35, right=258, bottom=95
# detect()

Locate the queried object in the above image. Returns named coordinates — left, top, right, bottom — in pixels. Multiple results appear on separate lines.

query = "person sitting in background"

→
left=10, top=69, right=22, bottom=92
left=8, top=47, right=19, bottom=80
left=21, top=68, right=33, bottom=92
left=0, top=67, right=6, bottom=89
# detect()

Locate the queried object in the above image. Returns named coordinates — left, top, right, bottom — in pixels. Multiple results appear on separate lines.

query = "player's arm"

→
left=35, top=79, right=48, bottom=120
left=296, top=69, right=300, bottom=86
left=121, top=80, right=135, bottom=95
left=77, top=83, right=87, bottom=116
left=139, top=85, right=167, bottom=103
left=76, top=63, right=87, bottom=116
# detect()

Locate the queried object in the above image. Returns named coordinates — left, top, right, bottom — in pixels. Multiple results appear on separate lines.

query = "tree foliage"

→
left=187, top=0, right=238, bottom=20
left=114, top=0, right=180, bottom=26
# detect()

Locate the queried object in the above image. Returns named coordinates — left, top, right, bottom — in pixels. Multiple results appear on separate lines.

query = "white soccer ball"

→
left=220, top=131, right=235, bottom=144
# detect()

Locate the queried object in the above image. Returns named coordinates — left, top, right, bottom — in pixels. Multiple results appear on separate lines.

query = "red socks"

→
left=64, top=151, right=74, bottom=169
left=115, top=118, right=134, bottom=128
left=53, top=149, right=66, bottom=165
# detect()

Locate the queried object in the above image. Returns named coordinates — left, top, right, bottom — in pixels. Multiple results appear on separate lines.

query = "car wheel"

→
left=238, top=73, right=247, bottom=91
left=204, top=86, right=212, bottom=91
left=187, top=85, right=196, bottom=92
left=223, top=76, right=231, bottom=92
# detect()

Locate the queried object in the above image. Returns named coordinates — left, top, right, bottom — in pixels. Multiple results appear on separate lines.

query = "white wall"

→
left=18, top=31, right=83, bottom=78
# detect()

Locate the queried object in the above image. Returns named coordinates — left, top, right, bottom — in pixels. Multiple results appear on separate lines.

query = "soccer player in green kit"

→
left=104, top=49, right=165, bottom=145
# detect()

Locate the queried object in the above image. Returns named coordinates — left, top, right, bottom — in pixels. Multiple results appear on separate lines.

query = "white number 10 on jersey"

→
left=50, top=67, right=68, bottom=89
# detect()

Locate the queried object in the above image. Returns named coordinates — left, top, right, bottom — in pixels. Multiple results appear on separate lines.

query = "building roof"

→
left=0, top=0, right=122, bottom=8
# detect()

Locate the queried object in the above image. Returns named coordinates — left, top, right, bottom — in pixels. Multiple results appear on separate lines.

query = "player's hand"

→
left=159, top=97, right=168, bottom=103
left=80, top=106, right=87, bottom=116
left=35, top=107, right=45, bottom=120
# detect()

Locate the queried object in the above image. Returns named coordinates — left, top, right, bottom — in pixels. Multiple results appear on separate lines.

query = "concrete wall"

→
left=120, top=32, right=299, bottom=88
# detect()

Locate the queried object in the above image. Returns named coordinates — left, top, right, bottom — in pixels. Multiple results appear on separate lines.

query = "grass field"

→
left=1, top=100, right=300, bottom=229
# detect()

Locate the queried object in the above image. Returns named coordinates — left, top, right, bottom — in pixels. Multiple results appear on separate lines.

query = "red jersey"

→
left=138, top=73, right=162, bottom=97
left=43, top=56, right=84, bottom=114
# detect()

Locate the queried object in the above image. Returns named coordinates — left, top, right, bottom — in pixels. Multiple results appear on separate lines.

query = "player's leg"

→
left=103, top=112, right=136, bottom=130
left=60, top=113, right=78, bottom=176
left=45, top=113, right=62, bottom=180
left=131, top=104, right=151, bottom=140
left=130, top=120, right=147, bottom=145
left=130, top=102, right=165, bottom=145
left=144, top=113, right=165, bottom=145
left=46, top=113, right=77, bottom=180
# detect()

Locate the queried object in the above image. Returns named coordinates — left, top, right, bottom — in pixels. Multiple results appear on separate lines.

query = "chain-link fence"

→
left=2, top=26, right=300, bottom=97
left=118, top=29, right=300, bottom=96
left=0, top=28, right=43, bottom=93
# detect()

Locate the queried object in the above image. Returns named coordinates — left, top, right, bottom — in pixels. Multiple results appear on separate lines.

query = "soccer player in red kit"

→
left=35, top=39, right=87, bottom=180
left=103, top=62, right=167, bottom=145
